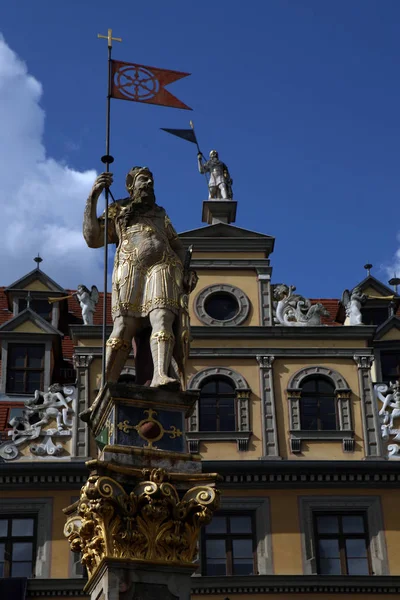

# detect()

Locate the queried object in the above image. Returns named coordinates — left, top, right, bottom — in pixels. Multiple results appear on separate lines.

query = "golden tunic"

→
left=101, top=201, right=183, bottom=319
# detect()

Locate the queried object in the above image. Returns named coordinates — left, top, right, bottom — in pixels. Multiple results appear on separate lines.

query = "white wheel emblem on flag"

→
left=114, top=65, right=160, bottom=101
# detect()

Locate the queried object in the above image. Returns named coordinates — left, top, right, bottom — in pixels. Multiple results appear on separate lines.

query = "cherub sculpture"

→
left=75, top=285, right=99, bottom=325
left=341, top=287, right=366, bottom=325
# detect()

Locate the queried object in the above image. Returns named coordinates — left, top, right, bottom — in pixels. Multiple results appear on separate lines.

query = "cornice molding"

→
left=191, top=326, right=376, bottom=340
left=192, top=574, right=400, bottom=594
left=26, top=575, right=400, bottom=597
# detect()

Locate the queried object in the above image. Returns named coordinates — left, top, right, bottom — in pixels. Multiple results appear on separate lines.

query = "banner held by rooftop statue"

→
left=111, top=60, right=192, bottom=110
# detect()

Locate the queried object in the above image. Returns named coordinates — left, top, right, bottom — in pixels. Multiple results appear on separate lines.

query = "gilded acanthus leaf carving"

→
left=64, top=468, right=220, bottom=580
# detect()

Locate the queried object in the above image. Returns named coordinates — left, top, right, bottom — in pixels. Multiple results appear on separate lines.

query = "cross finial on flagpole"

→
left=97, top=28, right=122, bottom=48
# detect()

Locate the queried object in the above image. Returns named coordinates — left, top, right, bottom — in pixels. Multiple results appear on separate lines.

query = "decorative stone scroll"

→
left=375, top=380, right=400, bottom=460
left=273, top=284, right=330, bottom=327
left=0, top=384, right=75, bottom=460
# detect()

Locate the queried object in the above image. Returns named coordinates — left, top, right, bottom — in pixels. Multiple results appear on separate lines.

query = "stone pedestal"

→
left=202, top=199, right=237, bottom=224
left=87, top=561, right=195, bottom=600
left=64, top=383, right=220, bottom=600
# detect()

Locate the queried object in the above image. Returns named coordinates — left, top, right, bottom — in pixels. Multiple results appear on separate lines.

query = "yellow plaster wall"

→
left=13, top=321, right=44, bottom=334
left=1, top=489, right=81, bottom=578
left=273, top=358, right=365, bottom=460
left=78, top=338, right=103, bottom=347
left=190, top=270, right=260, bottom=326
left=223, top=488, right=400, bottom=575
left=187, top=358, right=262, bottom=459
left=378, top=328, right=400, bottom=341
left=24, top=280, right=52, bottom=292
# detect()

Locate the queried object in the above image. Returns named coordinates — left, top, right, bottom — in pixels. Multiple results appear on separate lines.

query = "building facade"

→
left=1, top=197, right=400, bottom=599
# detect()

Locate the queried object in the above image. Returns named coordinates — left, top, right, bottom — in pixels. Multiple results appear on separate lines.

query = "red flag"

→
left=111, top=60, right=192, bottom=110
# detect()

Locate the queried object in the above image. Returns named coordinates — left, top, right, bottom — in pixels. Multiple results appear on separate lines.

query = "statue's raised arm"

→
left=83, top=172, right=114, bottom=248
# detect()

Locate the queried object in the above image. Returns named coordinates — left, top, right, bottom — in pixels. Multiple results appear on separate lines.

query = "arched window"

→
left=287, top=366, right=354, bottom=454
left=187, top=367, right=252, bottom=452
left=199, top=378, right=236, bottom=432
left=300, top=377, right=337, bottom=430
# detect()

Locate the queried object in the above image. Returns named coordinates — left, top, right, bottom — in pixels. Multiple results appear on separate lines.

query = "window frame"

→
left=194, top=284, right=250, bottom=327
left=201, top=511, right=257, bottom=576
left=198, top=378, right=237, bottom=433
left=0, top=514, right=37, bottom=578
left=196, top=497, right=273, bottom=577
left=187, top=367, right=252, bottom=452
left=0, top=499, right=52, bottom=578
left=299, top=496, right=389, bottom=576
left=6, top=343, right=45, bottom=395
left=1, top=337, right=52, bottom=399
left=299, top=376, right=338, bottom=431
left=314, top=511, right=372, bottom=576
left=287, top=366, right=354, bottom=453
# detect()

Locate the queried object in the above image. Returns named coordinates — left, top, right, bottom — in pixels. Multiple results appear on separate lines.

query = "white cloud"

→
left=0, top=35, right=104, bottom=290
left=384, top=232, right=400, bottom=282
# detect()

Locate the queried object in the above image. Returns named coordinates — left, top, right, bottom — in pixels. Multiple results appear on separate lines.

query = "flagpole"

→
left=98, top=29, right=122, bottom=388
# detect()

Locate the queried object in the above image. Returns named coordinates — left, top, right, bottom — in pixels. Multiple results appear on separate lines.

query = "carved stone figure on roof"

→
left=341, top=286, right=366, bottom=325
left=375, top=381, right=400, bottom=460
left=198, top=150, right=233, bottom=199
left=273, top=284, right=330, bottom=327
left=0, top=384, right=75, bottom=460
left=75, top=284, right=99, bottom=325
left=83, top=167, right=198, bottom=397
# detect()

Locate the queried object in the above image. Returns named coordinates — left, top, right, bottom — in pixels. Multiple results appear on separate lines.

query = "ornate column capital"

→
left=64, top=468, right=220, bottom=581
left=73, top=354, right=94, bottom=369
left=354, top=355, right=374, bottom=369
left=257, top=355, right=275, bottom=369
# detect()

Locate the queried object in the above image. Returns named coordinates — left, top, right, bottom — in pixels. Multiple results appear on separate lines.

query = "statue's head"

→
left=49, top=383, right=63, bottom=393
left=77, top=284, right=89, bottom=294
left=125, top=167, right=155, bottom=206
left=209, top=150, right=219, bottom=160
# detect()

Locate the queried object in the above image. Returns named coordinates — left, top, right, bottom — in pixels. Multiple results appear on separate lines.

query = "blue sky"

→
left=1, top=0, right=399, bottom=297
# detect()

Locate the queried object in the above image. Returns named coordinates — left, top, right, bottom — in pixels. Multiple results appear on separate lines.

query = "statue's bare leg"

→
left=105, top=315, right=138, bottom=383
left=149, top=308, right=179, bottom=388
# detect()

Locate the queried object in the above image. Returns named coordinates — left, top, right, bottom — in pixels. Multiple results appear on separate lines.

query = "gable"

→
left=24, top=280, right=54, bottom=292
left=179, top=222, right=274, bottom=239
left=378, top=328, right=400, bottom=342
left=13, top=320, right=45, bottom=334
left=355, top=276, right=395, bottom=298
left=179, top=223, right=275, bottom=256
left=5, top=268, right=67, bottom=294
left=0, top=308, right=62, bottom=335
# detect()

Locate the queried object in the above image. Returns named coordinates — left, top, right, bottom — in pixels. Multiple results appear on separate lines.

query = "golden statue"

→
left=83, top=167, right=197, bottom=392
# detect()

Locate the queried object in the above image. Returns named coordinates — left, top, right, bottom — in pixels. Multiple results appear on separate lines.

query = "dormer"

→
left=4, top=265, right=68, bottom=330
left=353, top=275, right=399, bottom=326
left=0, top=308, right=63, bottom=400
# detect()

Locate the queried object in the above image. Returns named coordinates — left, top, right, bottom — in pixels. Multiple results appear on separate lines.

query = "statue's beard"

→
left=131, top=184, right=156, bottom=208
left=119, top=185, right=156, bottom=227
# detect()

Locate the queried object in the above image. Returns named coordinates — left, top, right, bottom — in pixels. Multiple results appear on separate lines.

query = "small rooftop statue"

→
left=198, top=149, right=233, bottom=199
left=341, top=287, right=366, bottom=325
left=74, top=284, right=99, bottom=326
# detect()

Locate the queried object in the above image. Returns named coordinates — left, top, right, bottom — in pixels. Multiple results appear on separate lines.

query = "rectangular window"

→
left=18, top=298, right=52, bottom=322
left=202, top=513, right=256, bottom=576
left=0, top=516, right=36, bottom=578
left=315, top=513, right=371, bottom=575
left=6, top=344, right=45, bottom=394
